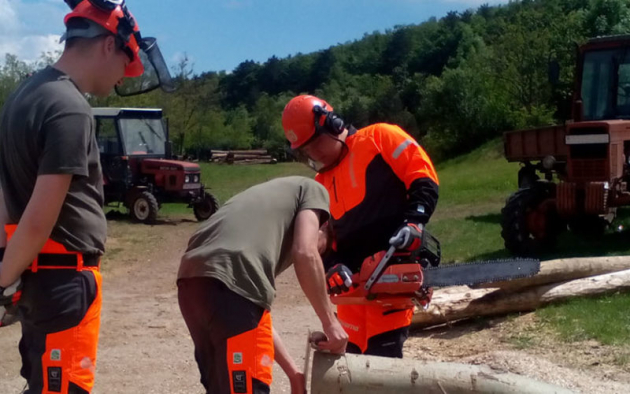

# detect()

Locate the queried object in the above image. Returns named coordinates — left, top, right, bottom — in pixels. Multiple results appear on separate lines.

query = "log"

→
left=210, top=154, right=275, bottom=162
left=310, top=352, right=573, bottom=393
left=412, top=268, right=630, bottom=328
left=233, top=154, right=274, bottom=160
left=210, top=149, right=268, bottom=155
left=472, top=256, right=630, bottom=291
left=232, top=158, right=277, bottom=165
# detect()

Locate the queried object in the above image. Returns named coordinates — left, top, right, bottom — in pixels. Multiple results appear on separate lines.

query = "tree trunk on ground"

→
left=310, top=352, right=574, bottom=394
left=211, top=149, right=268, bottom=155
left=472, top=256, right=630, bottom=291
left=412, top=268, right=630, bottom=328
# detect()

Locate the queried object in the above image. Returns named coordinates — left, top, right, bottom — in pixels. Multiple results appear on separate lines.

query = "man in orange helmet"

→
left=0, top=1, right=173, bottom=392
left=282, top=95, right=439, bottom=358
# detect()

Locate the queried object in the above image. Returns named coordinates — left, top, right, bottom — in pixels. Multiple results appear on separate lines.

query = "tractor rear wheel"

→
left=193, top=192, right=219, bottom=221
left=130, top=191, right=159, bottom=224
left=501, top=183, right=561, bottom=256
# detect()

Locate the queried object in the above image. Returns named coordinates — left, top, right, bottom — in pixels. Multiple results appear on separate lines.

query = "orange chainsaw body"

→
left=330, top=252, right=433, bottom=309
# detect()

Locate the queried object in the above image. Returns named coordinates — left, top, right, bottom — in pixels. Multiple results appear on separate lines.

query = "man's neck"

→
left=53, top=54, right=93, bottom=94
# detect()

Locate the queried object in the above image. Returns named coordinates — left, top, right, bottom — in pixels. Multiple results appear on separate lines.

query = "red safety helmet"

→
left=63, top=0, right=143, bottom=77
left=282, top=95, right=336, bottom=150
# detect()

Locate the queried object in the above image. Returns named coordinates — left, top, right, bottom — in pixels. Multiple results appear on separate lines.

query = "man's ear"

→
left=102, top=35, right=117, bottom=57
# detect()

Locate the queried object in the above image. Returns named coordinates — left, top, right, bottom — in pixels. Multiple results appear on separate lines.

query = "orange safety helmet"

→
left=63, top=0, right=143, bottom=77
left=282, top=95, right=341, bottom=149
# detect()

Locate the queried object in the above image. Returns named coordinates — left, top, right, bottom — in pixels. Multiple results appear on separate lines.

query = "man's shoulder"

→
left=267, top=176, right=323, bottom=191
left=25, top=68, right=90, bottom=115
left=357, top=123, right=404, bottom=136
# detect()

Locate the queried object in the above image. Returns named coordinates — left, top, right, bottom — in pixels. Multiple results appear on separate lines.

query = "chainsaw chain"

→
left=422, top=258, right=540, bottom=287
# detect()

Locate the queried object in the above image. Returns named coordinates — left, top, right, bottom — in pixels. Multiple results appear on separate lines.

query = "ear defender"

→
left=313, top=105, right=345, bottom=136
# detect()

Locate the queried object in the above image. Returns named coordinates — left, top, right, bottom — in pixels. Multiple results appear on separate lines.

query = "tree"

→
left=0, top=54, right=33, bottom=109
left=582, top=0, right=630, bottom=36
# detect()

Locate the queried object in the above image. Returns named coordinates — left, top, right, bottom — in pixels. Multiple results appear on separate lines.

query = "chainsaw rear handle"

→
left=389, top=226, right=413, bottom=248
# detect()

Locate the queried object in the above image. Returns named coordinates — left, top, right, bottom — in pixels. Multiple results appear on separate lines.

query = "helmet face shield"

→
left=63, top=1, right=175, bottom=97
left=115, top=37, right=175, bottom=96
left=287, top=133, right=349, bottom=173
left=287, top=144, right=326, bottom=172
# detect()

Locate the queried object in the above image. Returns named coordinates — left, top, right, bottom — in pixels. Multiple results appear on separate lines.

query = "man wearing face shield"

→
left=0, top=1, right=173, bottom=392
left=282, top=95, right=439, bottom=359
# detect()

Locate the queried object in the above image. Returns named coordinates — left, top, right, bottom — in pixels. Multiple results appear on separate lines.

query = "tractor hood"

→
left=140, top=158, right=200, bottom=172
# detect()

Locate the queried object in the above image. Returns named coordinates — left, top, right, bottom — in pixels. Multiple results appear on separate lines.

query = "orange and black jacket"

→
left=316, top=123, right=439, bottom=272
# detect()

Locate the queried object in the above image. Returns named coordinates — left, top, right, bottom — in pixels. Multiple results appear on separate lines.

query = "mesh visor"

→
left=285, top=143, right=330, bottom=172
left=116, top=37, right=175, bottom=96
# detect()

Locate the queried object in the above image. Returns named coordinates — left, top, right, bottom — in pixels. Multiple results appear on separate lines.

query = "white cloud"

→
left=0, top=0, right=66, bottom=64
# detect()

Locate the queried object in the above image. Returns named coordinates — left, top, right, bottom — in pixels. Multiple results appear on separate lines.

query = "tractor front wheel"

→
left=130, top=191, right=159, bottom=224
left=501, top=184, right=561, bottom=256
left=193, top=192, right=219, bottom=221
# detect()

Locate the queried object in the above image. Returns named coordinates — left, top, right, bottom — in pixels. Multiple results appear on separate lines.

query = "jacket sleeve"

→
left=373, top=124, right=439, bottom=224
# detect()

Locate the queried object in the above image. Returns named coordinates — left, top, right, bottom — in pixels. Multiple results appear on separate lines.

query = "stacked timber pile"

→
left=412, top=256, right=630, bottom=328
left=209, top=149, right=277, bottom=165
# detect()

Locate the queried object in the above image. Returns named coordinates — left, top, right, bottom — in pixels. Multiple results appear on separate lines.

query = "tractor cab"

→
left=93, top=107, right=218, bottom=223
left=579, top=36, right=630, bottom=123
left=502, top=35, right=630, bottom=255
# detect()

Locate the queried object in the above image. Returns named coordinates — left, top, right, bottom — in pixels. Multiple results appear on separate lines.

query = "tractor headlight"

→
left=185, top=175, right=191, bottom=183
left=194, top=174, right=200, bottom=183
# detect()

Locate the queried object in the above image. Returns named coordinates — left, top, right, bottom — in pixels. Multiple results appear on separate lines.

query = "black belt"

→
left=37, top=253, right=100, bottom=268
left=0, top=248, right=100, bottom=268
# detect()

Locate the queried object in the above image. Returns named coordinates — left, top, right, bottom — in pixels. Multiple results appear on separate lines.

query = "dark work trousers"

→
left=178, top=277, right=273, bottom=394
left=18, top=268, right=101, bottom=394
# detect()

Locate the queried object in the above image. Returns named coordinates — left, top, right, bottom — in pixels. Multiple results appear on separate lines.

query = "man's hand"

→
left=389, top=222, right=423, bottom=251
left=316, top=320, right=348, bottom=354
left=289, top=371, right=306, bottom=394
left=0, top=273, right=22, bottom=328
left=326, top=264, right=353, bottom=295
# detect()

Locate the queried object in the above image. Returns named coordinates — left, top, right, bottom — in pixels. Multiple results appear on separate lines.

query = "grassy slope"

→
left=428, top=140, right=518, bottom=262
left=158, top=162, right=313, bottom=215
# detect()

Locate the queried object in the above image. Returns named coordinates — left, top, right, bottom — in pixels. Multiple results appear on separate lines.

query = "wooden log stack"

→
left=412, top=256, right=630, bottom=329
left=209, top=149, right=277, bottom=165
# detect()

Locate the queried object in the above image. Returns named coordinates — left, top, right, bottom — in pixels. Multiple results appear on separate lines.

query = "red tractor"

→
left=502, top=35, right=630, bottom=255
left=93, top=107, right=219, bottom=224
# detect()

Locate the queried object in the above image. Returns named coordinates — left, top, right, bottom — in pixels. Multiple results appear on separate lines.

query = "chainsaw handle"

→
left=364, top=245, right=397, bottom=292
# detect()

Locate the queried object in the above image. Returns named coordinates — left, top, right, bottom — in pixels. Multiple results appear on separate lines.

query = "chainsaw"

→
left=329, top=228, right=540, bottom=309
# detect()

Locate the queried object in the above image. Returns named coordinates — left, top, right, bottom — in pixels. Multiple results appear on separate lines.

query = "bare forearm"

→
left=0, top=188, right=8, bottom=249
left=273, top=328, right=299, bottom=377
left=294, top=252, right=336, bottom=327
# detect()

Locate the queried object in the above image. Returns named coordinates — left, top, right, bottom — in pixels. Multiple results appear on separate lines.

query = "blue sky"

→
left=1, top=0, right=508, bottom=74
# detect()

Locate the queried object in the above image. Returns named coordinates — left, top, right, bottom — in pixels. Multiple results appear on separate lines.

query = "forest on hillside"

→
left=1, top=0, right=630, bottom=161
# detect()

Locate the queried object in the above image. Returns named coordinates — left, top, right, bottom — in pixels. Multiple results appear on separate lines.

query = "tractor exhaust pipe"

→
left=310, top=351, right=574, bottom=394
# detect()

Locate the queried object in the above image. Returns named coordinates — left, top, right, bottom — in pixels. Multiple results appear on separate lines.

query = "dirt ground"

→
left=1, top=217, right=630, bottom=393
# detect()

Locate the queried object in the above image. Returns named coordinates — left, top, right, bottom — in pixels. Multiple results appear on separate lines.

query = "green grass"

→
left=428, top=140, right=519, bottom=262
left=538, top=294, right=630, bottom=346
left=199, top=162, right=313, bottom=204
left=507, top=334, right=536, bottom=350
left=153, top=162, right=313, bottom=216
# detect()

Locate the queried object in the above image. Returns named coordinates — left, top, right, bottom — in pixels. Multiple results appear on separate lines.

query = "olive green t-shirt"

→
left=0, top=66, right=106, bottom=254
left=178, top=176, right=330, bottom=310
